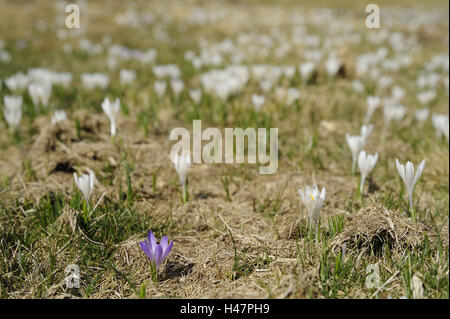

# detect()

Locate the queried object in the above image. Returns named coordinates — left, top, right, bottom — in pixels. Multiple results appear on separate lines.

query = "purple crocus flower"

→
left=139, top=230, right=173, bottom=269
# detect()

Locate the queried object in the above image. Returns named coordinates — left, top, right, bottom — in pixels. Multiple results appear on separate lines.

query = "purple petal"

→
left=160, top=236, right=168, bottom=251
left=162, top=240, right=173, bottom=260
left=139, top=240, right=153, bottom=260
left=154, top=245, right=163, bottom=268
left=148, top=230, right=156, bottom=252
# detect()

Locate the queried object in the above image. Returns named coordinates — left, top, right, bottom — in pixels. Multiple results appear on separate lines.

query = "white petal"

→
left=396, top=159, right=406, bottom=183
left=413, top=159, right=426, bottom=186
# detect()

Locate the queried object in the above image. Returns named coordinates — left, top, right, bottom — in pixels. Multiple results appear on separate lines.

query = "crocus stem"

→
left=11, top=129, right=20, bottom=143
left=314, top=223, right=319, bottom=245
left=351, top=156, right=356, bottom=175
left=82, top=200, right=89, bottom=220
left=111, top=121, right=116, bottom=137
left=359, top=176, right=366, bottom=196
left=409, top=193, right=416, bottom=223
left=308, top=222, right=314, bottom=241
left=150, top=261, right=158, bottom=282
left=363, top=112, right=371, bottom=125
left=182, top=183, right=188, bottom=203
left=359, top=177, right=365, bottom=207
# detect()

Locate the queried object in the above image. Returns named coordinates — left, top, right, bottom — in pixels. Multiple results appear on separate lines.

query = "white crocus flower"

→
left=282, top=66, right=296, bottom=79
left=431, top=114, right=449, bottom=142
left=274, top=86, right=286, bottom=104
left=298, top=184, right=326, bottom=224
left=3, top=106, right=22, bottom=129
left=377, top=75, right=393, bottom=90
left=5, top=72, right=29, bottom=92
left=51, top=110, right=67, bottom=125
left=383, top=104, right=407, bottom=127
left=251, top=94, right=265, bottom=111
left=27, top=82, right=52, bottom=108
left=414, top=108, right=429, bottom=123
left=364, top=95, right=380, bottom=124
left=417, top=90, right=436, bottom=107
left=352, top=80, right=364, bottom=93
left=184, top=50, right=195, bottom=61
left=360, top=124, right=374, bottom=145
left=119, top=69, right=136, bottom=86
left=81, top=73, right=109, bottom=91
left=101, top=97, right=120, bottom=136
left=154, top=81, right=167, bottom=99
left=171, top=153, right=191, bottom=202
left=52, top=72, right=73, bottom=88
left=74, top=170, right=95, bottom=203
left=216, top=82, right=232, bottom=101
left=299, top=61, right=315, bottom=83
left=3, top=95, right=22, bottom=129
left=153, top=64, right=181, bottom=79
left=395, top=159, right=426, bottom=222
left=391, top=86, right=405, bottom=103
left=325, top=55, right=341, bottom=78
left=286, top=88, right=300, bottom=106
left=189, top=89, right=202, bottom=104
left=259, top=78, right=274, bottom=93
left=191, top=57, right=203, bottom=70
left=358, top=150, right=378, bottom=194
left=346, top=133, right=364, bottom=175
left=171, top=78, right=184, bottom=98
left=3, top=95, right=22, bottom=110
left=107, top=56, right=118, bottom=70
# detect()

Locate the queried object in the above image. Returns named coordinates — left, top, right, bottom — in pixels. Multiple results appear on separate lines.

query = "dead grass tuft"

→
left=332, top=202, right=440, bottom=255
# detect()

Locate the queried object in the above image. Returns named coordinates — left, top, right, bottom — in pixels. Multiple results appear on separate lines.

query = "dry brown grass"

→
left=0, top=0, right=448, bottom=299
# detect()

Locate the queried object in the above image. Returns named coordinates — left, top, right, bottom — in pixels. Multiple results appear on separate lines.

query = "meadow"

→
left=0, top=0, right=448, bottom=298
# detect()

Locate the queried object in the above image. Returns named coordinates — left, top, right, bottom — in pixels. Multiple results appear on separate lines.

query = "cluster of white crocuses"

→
left=4, top=72, right=29, bottom=92
left=414, top=110, right=449, bottom=142
left=346, top=124, right=373, bottom=175
left=200, top=66, right=249, bottom=101
left=150, top=65, right=187, bottom=100
left=151, top=64, right=186, bottom=99
left=340, top=78, right=432, bottom=223
left=28, top=82, right=52, bottom=109
left=76, top=95, right=191, bottom=204
left=3, top=69, right=60, bottom=112
left=345, top=124, right=379, bottom=197
left=5, top=68, right=72, bottom=94
left=344, top=127, right=426, bottom=223
left=107, top=44, right=157, bottom=68
left=365, top=93, right=448, bottom=143
left=81, top=73, right=110, bottom=91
